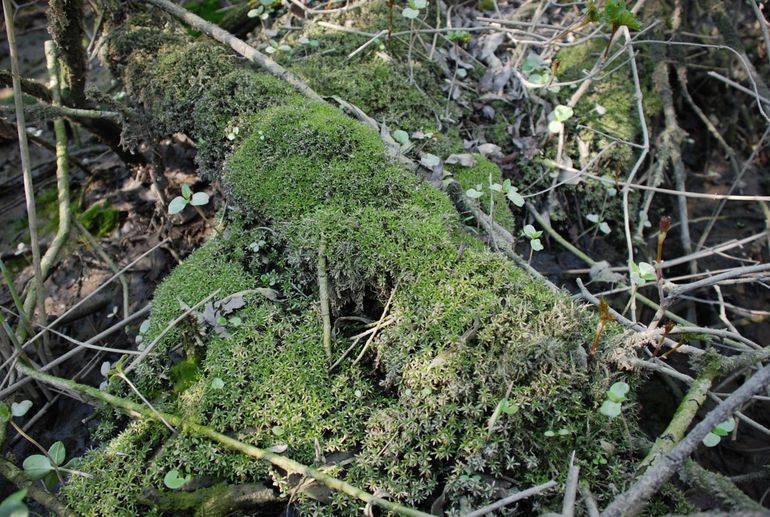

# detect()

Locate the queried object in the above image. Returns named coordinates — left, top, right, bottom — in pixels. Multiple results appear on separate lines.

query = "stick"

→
left=317, top=237, right=332, bottom=363
left=463, top=480, right=557, bottom=517
left=143, top=0, right=323, bottom=103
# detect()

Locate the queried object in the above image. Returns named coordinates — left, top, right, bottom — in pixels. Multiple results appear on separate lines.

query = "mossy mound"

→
left=64, top=11, right=644, bottom=516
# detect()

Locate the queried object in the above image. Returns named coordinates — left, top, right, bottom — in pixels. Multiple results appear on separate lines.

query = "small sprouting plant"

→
left=548, top=105, right=574, bottom=134
left=521, top=53, right=560, bottom=92
left=599, top=381, right=630, bottom=418
left=585, top=0, right=642, bottom=32
left=702, top=418, right=735, bottom=447
left=522, top=224, right=544, bottom=264
left=466, top=179, right=525, bottom=207
left=586, top=213, right=611, bottom=235
left=0, top=489, right=28, bottom=516
left=401, top=0, right=427, bottom=19
left=629, top=261, right=656, bottom=287
left=164, top=469, right=192, bottom=490
left=168, top=184, right=209, bottom=215
left=264, top=39, right=292, bottom=55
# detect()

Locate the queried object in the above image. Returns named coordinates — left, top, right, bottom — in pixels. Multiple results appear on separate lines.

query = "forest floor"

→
left=2, top=0, right=770, bottom=515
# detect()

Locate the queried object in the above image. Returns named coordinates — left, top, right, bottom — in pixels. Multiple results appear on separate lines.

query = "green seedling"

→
left=164, top=469, right=192, bottom=490
left=447, top=30, right=471, bottom=44
left=599, top=381, right=629, bottom=418
left=586, top=213, right=611, bottom=235
left=702, top=418, right=735, bottom=447
left=585, top=0, right=642, bottom=56
left=548, top=105, right=574, bottom=134
left=169, top=184, right=209, bottom=215
left=629, top=261, right=656, bottom=287
left=522, top=225, right=544, bottom=264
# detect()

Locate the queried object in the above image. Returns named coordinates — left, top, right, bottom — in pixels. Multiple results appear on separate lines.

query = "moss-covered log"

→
left=59, top=7, right=647, bottom=516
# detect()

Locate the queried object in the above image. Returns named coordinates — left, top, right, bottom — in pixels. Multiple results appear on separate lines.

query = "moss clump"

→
left=69, top=18, right=648, bottom=516
left=223, top=101, right=422, bottom=222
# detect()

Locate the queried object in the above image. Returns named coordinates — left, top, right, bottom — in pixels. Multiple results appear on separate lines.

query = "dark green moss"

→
left=78, top=201, right=121, bottom=238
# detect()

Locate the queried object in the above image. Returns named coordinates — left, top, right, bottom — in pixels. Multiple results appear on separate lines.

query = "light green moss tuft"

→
left=449, top=154, right=516, bottom=230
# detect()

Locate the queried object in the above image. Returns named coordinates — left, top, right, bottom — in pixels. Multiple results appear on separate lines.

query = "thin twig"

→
left=464, top=480, right=558, bottom=517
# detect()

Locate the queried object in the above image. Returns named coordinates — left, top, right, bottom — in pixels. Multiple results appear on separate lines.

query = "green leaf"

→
left=402, top=7, right=419, bottom=18
left=548, top=120, right=563, bottom=134
left=544, top=430, right=556, bottom=437
left=599, top=222, right=611, bottom=234
left=247, top=8, right=260, bottom=17
left=392, top=129, right=410, bottom=145
left=523, top=224, right=541, bottom=239
left=3, top=490, right=26, bottom=504
left=502, top=179, right=512, bottom=191
left=139, top=319, right=151, bottom=334
left=586, top=213, right=600, bottom=224
left=0, top=402, right=10, bottom=422
left=713, top=418, right=735, bottom=437
left=702, top=432, right=721, bottom=448
left=229, top=316, right=242, bottom=327
left=48, top=441, right=66, bottom=466
left=190, top=192, right=210, bottom=206
left=500, top=399, right=519, bottom=415
left=211, top=377, right=225, bottom=390
left=22, top=455, right=53, bottom=480
left=271, top=426, right=285, bottom=436
left=490, top=182, right=503, bottom=192
left=530, top=239, right=544, bottom=252
left=466, top=188, right=484, bottom=199
left=553, top=105, right=574, bottom=122
left=599, top=400, right=622, bottom=418
left=163, top=469, right=191, bottom=490
left=0, top=496, right=28, bottom=517
left=181, top=184, right=192, bottom=200
left=411, top=0, right=428, bottom=8
left=609, top=382, right=630, bottom=398
left=420, top=153, right=440, bottom=168
left=507, top=189, right=525, bottom=207
left=168, top=196, right=188, bottom=215
left=11, top=401, right=32, bottom=418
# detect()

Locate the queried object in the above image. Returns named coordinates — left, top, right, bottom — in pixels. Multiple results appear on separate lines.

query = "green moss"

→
left=68, top=18, right=651, bottom=516
left=224, top=102, right=421, bottom=222
left=78, top=201, right=121, bottom=238
left=169, top=357, right=201, bottom=394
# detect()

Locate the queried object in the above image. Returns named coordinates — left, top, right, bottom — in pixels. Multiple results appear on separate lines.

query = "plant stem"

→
left=318, top=236, right=332, bottom=363
left=2, top=0, right=49, bottom=361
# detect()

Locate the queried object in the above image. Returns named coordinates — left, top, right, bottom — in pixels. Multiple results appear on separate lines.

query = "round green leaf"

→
left=548, top=120, right=563, bottom=134
left=411, top=0, right=428, bottom=8
left=392, top=129, right=409, bottom=145
left=211, top=377, right=225, bottom=390
left=48, top=441, right=66, bottom=466
left=190, top=192, right=210, bottom=206
left=599, top=222, right=611, bottom=234
left=168, top=196, right=188, bottom=215
left=599, top=400, right=622, bottom=418
left=402, top=7, right=419, bottom=18
left=544, top=430, right=556, bottom=437
left=702, top=432, right=721, bottom=448
left=163, top=469, right=191, bottom=490
left=507, top=189, right=525, bottom=207
left=530, top=239, right=544, bottom=252
left=271, top=426, right=285, bottom=436
left=714, top=418, right=736, bottom=434
left=609, top=382, right=630, bottom=398
left=465, top=188, right=484, bottom=199
left=11, top=400, right=32, bottom=418
left=523, top=225, right=538, bottom=239
left=553, top=105, right=574, bottom=122
left=22, top=455, right=53, bottom=480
